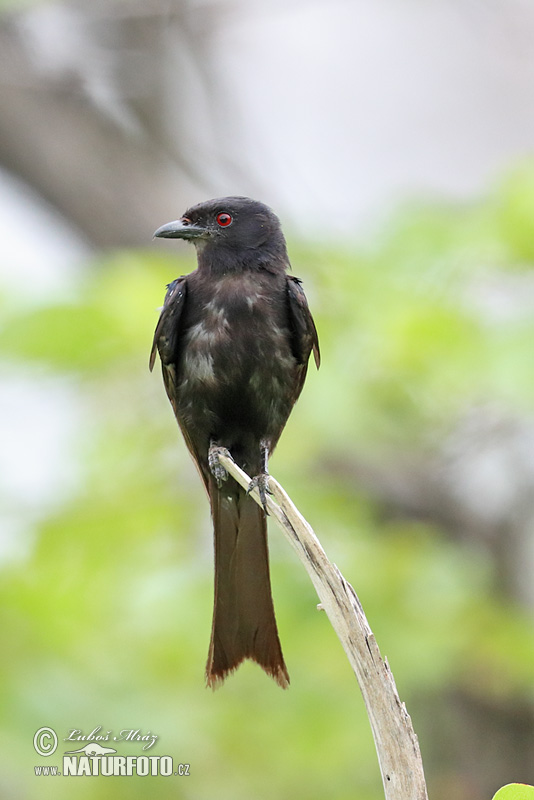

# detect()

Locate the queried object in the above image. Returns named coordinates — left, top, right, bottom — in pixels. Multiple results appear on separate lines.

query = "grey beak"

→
left=153, top=219, right=208, bottom=240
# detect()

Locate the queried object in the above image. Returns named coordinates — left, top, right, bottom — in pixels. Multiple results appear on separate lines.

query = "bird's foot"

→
left=247, top=472, right=272, bottom=514
left=208, top=444, right=231, bottom=488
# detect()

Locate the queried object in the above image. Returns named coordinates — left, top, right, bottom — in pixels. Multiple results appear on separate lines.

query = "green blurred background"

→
left=1, top=2, right=534, bottom=799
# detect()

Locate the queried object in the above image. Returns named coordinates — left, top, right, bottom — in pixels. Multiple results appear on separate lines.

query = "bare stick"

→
left=218, top=451, right=428, bottom=800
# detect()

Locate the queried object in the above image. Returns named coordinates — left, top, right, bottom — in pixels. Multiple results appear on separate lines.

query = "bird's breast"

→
left=180, top=276, right=294, bottom=392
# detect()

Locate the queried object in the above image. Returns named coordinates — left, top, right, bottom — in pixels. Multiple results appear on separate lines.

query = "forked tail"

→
left=206, top=478, right=289, bottom=688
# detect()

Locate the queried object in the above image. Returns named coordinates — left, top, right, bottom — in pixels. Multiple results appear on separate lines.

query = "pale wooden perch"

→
left=218, top=451, right=429, bottom=800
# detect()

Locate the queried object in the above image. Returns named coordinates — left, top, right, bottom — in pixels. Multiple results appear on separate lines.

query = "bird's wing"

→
left=149, top=277, right=188, bottom=372
left=150, top=276, right=211, bottom=493
left=286, top=276, right=320, bottom=369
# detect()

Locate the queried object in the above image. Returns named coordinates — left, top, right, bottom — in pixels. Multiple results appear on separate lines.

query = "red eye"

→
left=216, top=212, right=232, bottom=227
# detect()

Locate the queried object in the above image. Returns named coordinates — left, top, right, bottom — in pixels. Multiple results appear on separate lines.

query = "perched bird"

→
left=150, top=196, right=319, bottom=688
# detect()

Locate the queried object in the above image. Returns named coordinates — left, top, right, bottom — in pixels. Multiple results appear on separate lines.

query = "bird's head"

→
left=153, top=196, right=289, bottom=273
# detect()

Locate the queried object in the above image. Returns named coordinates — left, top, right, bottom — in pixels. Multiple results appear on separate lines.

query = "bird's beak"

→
left=153, top=219, right=208, bottom=240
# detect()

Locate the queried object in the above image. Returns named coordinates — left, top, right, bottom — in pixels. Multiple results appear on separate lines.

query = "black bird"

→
left=150, top=196, right=319, bottom=688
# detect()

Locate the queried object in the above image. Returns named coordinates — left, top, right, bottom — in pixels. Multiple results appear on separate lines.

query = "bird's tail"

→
left=206, top=478, right=289, bottom=688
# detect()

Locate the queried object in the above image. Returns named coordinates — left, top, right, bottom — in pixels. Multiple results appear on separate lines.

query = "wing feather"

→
left=286, top=275, right=320, bottom=369
left=149, top=277, right=188, bottom=371
left=150, top=276, right=211, bottom=493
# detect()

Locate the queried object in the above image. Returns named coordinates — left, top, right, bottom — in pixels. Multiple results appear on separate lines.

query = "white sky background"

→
left=2, top=0, right=534, bottom=555
left=205, top=0, right=534, bottom=234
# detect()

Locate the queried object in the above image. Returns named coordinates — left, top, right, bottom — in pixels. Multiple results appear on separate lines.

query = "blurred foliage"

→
left=493, top=785, right=534, bottom=800
left=2, top=165, right=534, bottom=799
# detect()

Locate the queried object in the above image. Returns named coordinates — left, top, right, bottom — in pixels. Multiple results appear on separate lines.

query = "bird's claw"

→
left=208, top=444, right=231, bottom=488
left=247, top=473, right=272, bottom=514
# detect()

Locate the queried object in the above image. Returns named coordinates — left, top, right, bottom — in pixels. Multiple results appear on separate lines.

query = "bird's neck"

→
left=195, top=243, right=289, bottom=277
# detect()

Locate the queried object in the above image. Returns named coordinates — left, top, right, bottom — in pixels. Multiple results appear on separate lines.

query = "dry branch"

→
left=218, top=451, right=429, bottom=800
